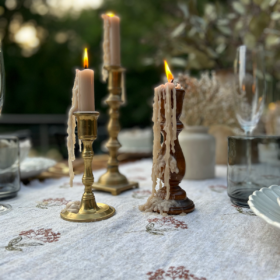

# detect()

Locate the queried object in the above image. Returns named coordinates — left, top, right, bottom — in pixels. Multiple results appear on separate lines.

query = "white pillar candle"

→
left=66, top=49, right=95, bottom=186
left=78, top=48, right=95, bottom=111
left=109, top=15, right=120, bottom=66
left=101, top=13, right=121, bottom=80
left=78, top=69, right=95, bottom=111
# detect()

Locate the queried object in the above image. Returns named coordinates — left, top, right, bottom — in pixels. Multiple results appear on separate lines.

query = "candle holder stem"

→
left=157, top=89, right=195, bottom=215
left=92, top=66, right=138, bottom=195
left=61, top=112, right=115, bottom=222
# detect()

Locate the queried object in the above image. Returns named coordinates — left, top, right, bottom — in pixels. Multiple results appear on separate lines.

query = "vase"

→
left=179, top=126, right=215, bottom=180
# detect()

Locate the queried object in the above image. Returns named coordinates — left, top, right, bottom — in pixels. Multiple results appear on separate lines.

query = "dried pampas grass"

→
left=178, top=71, right=238, bottom=127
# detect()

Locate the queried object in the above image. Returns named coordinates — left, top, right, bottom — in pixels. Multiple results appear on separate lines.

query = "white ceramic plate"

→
left=20, top=157, right=56, bottom=179
left=248, top=185, right=280, bottom=229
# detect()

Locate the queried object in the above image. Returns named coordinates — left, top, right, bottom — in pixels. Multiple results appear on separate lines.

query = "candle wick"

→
left=171, top=79, right=174, bottom=83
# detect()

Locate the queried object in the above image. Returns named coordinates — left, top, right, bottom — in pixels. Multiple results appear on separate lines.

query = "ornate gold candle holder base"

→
left=61, top=111, right=115, bottom=223
left=92, top=65, right=139, bottom=196
left=61, top=203, right=115, bottom=223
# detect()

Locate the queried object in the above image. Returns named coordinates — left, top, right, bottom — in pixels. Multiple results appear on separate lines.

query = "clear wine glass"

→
left=233, top=45, right=266, bottom=135
left=228, top=45, right=267, bottom=207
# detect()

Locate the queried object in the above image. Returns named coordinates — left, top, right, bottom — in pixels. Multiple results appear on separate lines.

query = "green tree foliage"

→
left=0, top=0, right=178, bottom=127
left=152, top=0, right=280, bottom=80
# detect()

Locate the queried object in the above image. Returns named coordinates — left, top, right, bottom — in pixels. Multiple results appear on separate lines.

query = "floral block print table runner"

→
left=1, top=159, right=280, bottom=280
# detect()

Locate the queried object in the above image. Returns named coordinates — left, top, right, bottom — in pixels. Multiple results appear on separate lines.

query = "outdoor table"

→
left=1, top=159, right=280, bottom=280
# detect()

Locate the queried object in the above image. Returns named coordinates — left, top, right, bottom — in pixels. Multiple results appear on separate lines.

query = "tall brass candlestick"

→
left=61, top=111, right=115, bottom=222
left=92, top=66, right=138, bottom=195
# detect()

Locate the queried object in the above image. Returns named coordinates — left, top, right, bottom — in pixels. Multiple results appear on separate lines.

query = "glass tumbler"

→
left=228, top=136, right=280, bottom=207
left=0, top=136, right=20, bottom=199
left=0, top=40, right=4, bottom=113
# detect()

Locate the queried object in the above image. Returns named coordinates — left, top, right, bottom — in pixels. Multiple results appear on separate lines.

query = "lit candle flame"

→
left=106, top=12, right=115, bottom=17
left=84, top=48, right=88, bottom=69
left=164, top=60, right=174, bottom=83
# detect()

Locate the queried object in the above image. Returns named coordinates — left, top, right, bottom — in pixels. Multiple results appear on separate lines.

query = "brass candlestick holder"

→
left=61, top=111, right=115, bottom=222
left=92, top=66, right=138, bottom=195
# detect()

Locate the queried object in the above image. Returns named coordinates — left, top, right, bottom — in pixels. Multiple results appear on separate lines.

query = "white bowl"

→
left=20, top=157, right=56, bottom=179
left=248, top=185, right=280, bottom=229
left=19, top=139, right=31, bottom=163
left=277, top=197, right=280, bottom=207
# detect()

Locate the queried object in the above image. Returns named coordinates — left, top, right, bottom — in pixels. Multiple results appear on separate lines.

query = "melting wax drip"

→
left=101, top=15, right=110, bottom=81
left=139, top=83, right=178, bottom=214
left=67, top=70, right=80, bottom=187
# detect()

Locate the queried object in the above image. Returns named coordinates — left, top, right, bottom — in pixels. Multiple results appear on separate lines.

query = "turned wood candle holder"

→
left=156, top=88, right=195, bottom=215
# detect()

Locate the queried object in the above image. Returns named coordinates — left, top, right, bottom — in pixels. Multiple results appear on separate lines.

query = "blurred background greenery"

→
left=0, top=0, right=280, bottom=158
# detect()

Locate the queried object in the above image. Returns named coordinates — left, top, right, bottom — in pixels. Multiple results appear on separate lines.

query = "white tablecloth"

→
left=1, top=159, right=280, bottom=280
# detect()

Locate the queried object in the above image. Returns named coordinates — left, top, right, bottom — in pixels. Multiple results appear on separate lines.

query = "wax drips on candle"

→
left=139, top=82, right=179, bottom=215
left=121, top=70, right=126, bottom=104
left=66, top=70, right=80, bottom=187
left=139, top=197, right=179, bottom=216
left=101, top=14, right=110, bottom=81
left=163, top=84, right=172, bottom=199
left=61, top=201, right=80, bottom=214
left=151, top=85, right=162, bottom=196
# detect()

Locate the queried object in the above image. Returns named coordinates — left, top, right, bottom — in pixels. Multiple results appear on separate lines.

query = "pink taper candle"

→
left=102, top=13, right=121, bottom=67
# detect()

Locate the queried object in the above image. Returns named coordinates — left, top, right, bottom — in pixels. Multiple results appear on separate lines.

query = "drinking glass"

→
left=233, top=45, right=266, bottom=135
left=230, top=46, right=267, bottom=207
left=0, top=42, right=14, bottom=215
left=0, top=136, right=20, bottom=215
left=0, top=41, right=4, bottom=113
left=228, top=136, right=280, bottom=207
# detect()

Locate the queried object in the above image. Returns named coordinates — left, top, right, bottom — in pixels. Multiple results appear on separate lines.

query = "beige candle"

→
left=101, top=13, right=121, bottom=80
left=109, top=14, right=120, bottom=66
left=67, top=48, right=95, bottom=186
left=78, top=48, right=95, bottom=111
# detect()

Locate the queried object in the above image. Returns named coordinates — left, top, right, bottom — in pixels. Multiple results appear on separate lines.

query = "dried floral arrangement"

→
left=265, top=101, right=280, bottom=135
left=178, top=72, right=238, bottom=127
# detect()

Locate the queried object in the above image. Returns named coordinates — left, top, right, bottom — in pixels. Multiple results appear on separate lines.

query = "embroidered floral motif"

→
left=147, top=266, right=206, bottom=280
left=5, top=236, right=43, bottom=252
left=146, top=217, right=188, bottom=235
left=232, top=204, right=256, bottom=216
left=5, top=229, right=60, bottom=252
left=36, top=198, right=70, bottom=209
left=132, top=190, right=152, bottom=199
left=209, top=185, right=227, bottom=193
left=20, top=228, right=61, bottom=243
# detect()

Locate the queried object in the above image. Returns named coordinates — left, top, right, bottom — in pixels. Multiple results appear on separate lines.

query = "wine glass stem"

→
left=246, top=131, right=252, bottom=177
